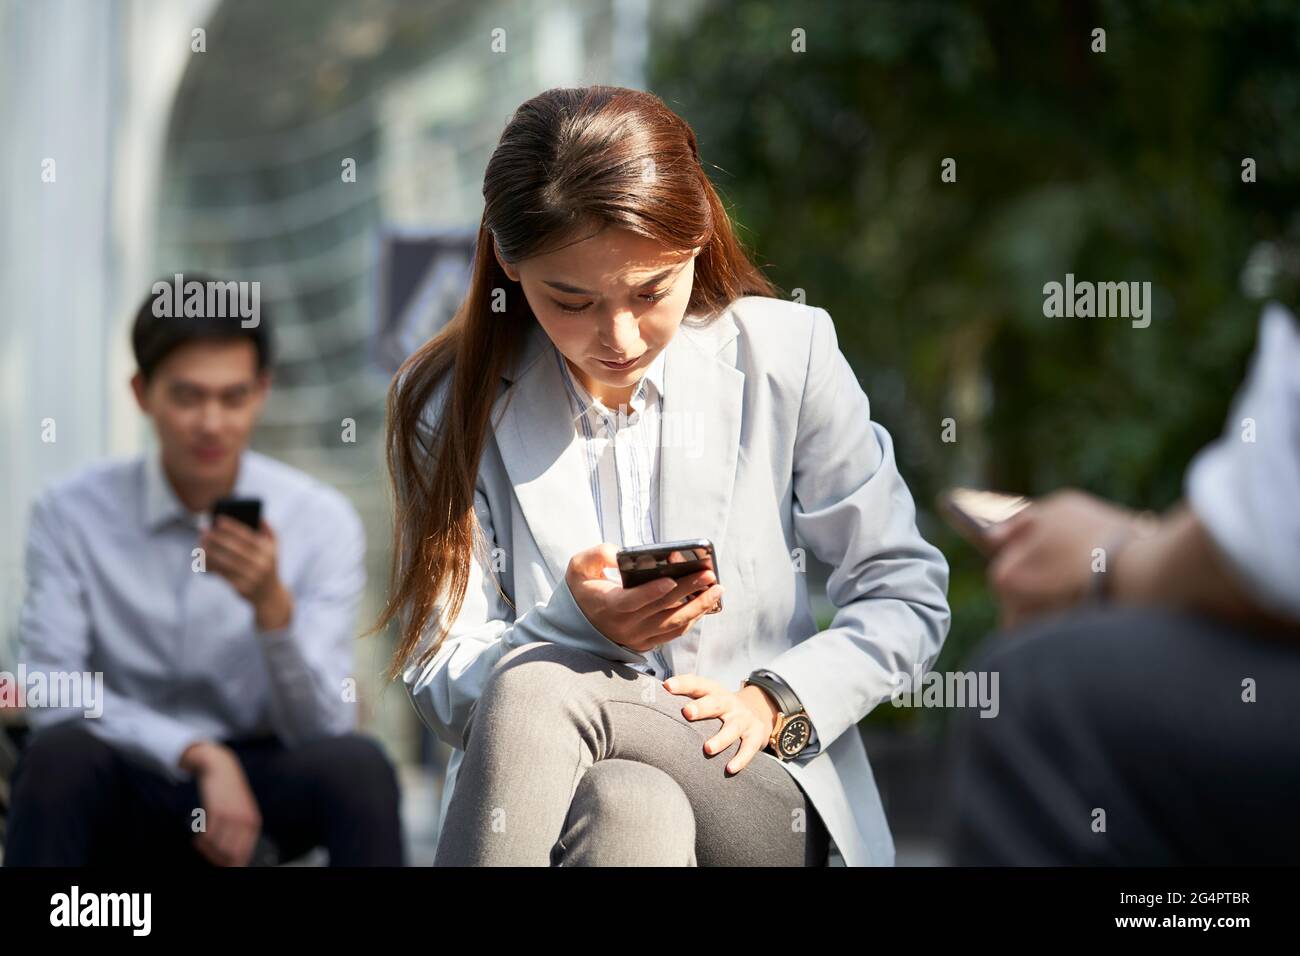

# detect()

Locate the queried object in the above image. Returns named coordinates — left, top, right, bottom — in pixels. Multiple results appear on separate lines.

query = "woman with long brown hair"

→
left=376, top=85, right=950, bottom=866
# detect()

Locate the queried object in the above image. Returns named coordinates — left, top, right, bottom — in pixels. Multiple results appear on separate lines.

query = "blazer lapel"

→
left=491, top=321, right=603, bottom=589
left=658, top=313, right=745, bottom=560
left=491, top=308, right=744, bottom=592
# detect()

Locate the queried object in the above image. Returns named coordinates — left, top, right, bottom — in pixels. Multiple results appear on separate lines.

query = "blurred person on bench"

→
left=948, top=301, right=1300, bottom=865
left=5, top=280, right=403, bottom=867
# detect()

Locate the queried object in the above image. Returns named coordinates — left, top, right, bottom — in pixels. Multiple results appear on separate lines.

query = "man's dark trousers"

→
left=4, top=720, right=405, bottom=866
left=946, top=605, right=1300, bottom=865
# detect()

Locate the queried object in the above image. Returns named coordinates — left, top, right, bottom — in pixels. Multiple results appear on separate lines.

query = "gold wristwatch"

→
left=742, top=671, right=812, bottom=760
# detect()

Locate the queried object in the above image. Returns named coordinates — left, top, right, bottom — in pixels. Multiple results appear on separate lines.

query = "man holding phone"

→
left=6, top=280, right=403, bottom=867
left=946, top=302, right=1300, bottom=865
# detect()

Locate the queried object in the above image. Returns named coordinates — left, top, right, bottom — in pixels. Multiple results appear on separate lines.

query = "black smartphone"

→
left=937, top=487, right=1030, bottom=556
left=211, top=496, right=262, bottom=531
left=616, top=538, right=722, bottom=613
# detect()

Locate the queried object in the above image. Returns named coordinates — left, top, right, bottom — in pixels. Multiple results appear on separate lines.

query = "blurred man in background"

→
left=948, top=302, right=1300, bottom=865
left=5, top=280, right=403, bottom=866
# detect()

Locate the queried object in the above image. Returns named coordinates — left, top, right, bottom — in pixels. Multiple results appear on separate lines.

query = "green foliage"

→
left=651, top=0, right=1300, bottom=707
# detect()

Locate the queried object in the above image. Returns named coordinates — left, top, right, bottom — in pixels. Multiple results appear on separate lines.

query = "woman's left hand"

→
left=663, top=674, right=778, bottom=775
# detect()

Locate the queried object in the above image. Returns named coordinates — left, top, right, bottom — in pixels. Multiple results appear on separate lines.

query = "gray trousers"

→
left=433, top=641, right=830, bottom=866
left=946, top=605, right=1300, bottom=864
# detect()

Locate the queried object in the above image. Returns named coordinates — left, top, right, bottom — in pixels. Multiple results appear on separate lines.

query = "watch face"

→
left=778, top=715, right=812, bottom=758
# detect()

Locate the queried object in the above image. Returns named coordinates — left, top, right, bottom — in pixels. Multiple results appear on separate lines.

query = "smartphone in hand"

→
left=937, top=488, right=1030, bottom=556
left=211, top=496, right=263, bottom=531
left=616, top=538, right=722, bottom=613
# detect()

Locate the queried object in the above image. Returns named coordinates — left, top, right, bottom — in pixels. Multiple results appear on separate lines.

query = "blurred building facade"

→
left=0, top=0, right=692, bottom=779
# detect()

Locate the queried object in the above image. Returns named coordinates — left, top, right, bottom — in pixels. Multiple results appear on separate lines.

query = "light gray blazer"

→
left=404, top=295, right=951, bottom=866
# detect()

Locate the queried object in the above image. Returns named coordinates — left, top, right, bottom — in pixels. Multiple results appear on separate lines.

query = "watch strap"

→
left=745, top=670, right=803, bottom=718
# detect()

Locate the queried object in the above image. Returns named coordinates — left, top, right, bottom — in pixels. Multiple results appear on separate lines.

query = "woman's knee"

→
left=563, top=760, right=696, bottom=863
left=575, top=761, right=692, bottom=833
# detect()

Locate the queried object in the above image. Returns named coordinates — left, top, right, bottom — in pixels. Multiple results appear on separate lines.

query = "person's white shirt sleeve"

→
left=1184, top=302, right=1300, bottom=622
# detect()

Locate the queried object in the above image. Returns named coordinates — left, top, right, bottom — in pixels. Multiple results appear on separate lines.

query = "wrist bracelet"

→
left=1090, top=511, right=1158, bottom=603
left=1090, top=528, right=1133, bottom=603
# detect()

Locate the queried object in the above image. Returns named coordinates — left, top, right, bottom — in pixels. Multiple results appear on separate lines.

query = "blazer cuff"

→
left=541, top=575, right=649, bottom=667
left=755, top=652, right=844, bottom=756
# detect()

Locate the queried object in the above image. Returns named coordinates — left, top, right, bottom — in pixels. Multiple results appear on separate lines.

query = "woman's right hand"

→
left=565, top=544, right=723, bottom=654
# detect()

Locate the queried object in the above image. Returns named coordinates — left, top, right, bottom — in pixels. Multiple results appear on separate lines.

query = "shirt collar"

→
left=142, top=449, right=258, bottom=532
left=554, top=345, right=667, bottom=424
left=640, top=346, right=667, bottom=404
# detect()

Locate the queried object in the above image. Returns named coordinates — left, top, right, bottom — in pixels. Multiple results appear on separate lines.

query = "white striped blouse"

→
left=553, top=342, right=672, bottom=678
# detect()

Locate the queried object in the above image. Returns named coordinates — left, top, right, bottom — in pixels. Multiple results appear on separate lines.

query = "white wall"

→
left=0, top=0, right=218, bottom=659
